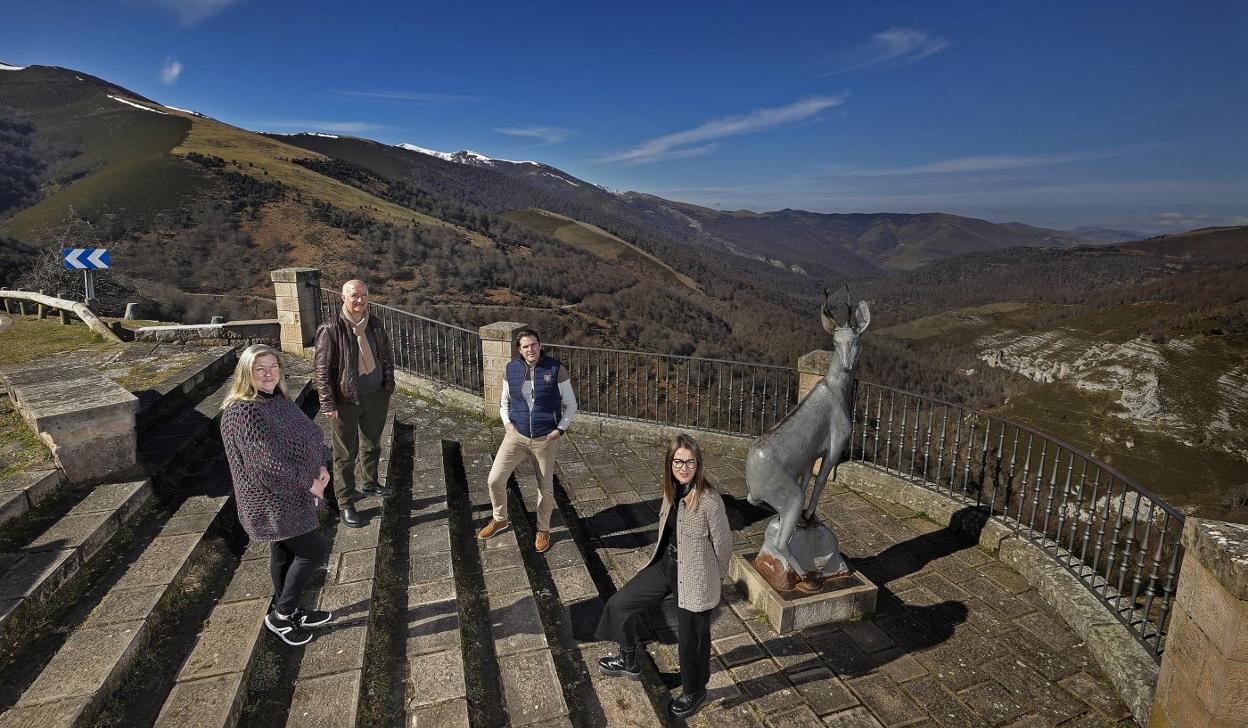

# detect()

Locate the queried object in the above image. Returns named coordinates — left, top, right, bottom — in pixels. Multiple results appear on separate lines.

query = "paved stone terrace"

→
left=398, top=395, right=1134, bottom=727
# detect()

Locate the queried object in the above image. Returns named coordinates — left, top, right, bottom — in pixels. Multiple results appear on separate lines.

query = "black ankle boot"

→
left=668, top=688, right=707, bottom=719
left=597, top=648, right=641, bottom=679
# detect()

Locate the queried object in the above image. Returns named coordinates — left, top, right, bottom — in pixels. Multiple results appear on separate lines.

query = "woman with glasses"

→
left=595, top=433, right=733, bottom=720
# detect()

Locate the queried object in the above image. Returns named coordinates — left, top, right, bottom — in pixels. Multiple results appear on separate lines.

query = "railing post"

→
left=270, top=267, right=321, bottom=356
left=479, top=321, right=526, bottom=423
left=1150, top=519, right=1248, bottom=727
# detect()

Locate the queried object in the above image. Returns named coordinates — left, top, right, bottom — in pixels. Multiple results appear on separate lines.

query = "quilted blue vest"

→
left=506, top=355, right=563, bottom=438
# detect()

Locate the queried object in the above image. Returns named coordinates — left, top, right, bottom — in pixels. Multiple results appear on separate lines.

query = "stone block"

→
left=91, top=586, right=164, bottom=625
left=270, top=267, right=320, bottom=284
left=730, top=553, right=876, bottom=634
left=18, top=620, right=145, bottom=706
left=408, top=648, right=466, bottom=708
left=407, top=597, right=460, bottom=656
left=179, top=599, right=267, bottom=681
left=0, top=548, right=78, bottom=601
left=409, top=698, right=469, bottom=728
left=0, top=698, right=92, bottom=728
left=286, top=669, right=360, bottom=728
left=1181, top=519, right=1248, bottom=601
left=498, top=650, right=568, bottom=726
left=154, top=673, right=245, bottom=728
left=479, top=321, right=527, bottom=342
left=489, top=591, right=547, bottom=656
left=114, top=533, right=203, bottom=590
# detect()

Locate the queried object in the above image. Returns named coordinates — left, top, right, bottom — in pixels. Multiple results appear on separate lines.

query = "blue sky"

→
left=3, top=0, right=1246, bottom=231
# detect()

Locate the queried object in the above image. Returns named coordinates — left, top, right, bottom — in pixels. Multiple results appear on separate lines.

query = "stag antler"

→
left=820, top=287, right=839, bottom=333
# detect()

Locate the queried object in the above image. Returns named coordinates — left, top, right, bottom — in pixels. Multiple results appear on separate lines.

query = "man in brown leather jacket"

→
left=314, top=279, right=395, bottom=527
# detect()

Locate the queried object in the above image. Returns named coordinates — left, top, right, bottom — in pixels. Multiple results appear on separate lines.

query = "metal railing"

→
left=542, top=344, right=798, bottom=437
left=849, top=380, right=1183, bottom=659
left=317, top=289, right=483, bottom=393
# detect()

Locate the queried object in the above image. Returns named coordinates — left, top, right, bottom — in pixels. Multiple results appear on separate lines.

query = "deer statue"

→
left=745, top=288, right=871, bottom=591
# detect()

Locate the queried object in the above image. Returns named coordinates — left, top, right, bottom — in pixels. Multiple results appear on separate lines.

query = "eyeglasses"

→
left=672, top=459, right=697, bottom=470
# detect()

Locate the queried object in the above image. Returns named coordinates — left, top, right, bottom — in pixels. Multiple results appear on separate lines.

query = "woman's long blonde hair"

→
left=663, top=433, right=712, bottom=512
left=223, top=344, right=289, bottom=408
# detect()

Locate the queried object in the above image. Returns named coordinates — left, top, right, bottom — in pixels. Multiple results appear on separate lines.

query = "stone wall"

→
left=134, top=320, right=280, bottom=347
left=1150, top=519, right=1248, bottom=727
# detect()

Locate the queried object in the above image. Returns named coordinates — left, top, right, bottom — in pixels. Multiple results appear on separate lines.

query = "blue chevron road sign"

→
left=62, top=248, right=111, bottom=270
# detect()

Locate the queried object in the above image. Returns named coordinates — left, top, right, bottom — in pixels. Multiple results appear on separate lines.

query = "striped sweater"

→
left=220, top=395, right=326, bottom=542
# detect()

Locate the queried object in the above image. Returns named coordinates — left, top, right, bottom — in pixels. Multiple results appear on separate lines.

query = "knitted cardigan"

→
left=220, top=395, right=326, bottom=543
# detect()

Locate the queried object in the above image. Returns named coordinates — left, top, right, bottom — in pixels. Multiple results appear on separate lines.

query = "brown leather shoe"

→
left=535, top=530, right=551, bottom=553
left=477, top=519, right=510, bottom=539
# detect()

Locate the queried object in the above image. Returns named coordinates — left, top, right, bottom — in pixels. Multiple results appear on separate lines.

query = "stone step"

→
left=134, top=345, right=239, bottom=431
left=457, top=437, right=572, bottom=728
left=403, top=438, right=468, bottom=728
left=509, top=453, right=664, bottom=728
left=183, top=395, right=395, bottom=728
left=283, top=401, right=396, bottom=728
left=0, top=491, right=233, bottom=728
left=0, top=371, right=313, bottom=650
left=0, top=469, right=64, bottom=530
left=0, top=479, right=152, bottom=649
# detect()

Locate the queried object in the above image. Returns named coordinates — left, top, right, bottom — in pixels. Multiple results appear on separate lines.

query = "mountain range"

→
left=1, top=63, right=1245, bottom=519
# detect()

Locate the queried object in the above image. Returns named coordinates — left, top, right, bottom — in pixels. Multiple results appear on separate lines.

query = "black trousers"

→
left=594, top=552, right=713, bottom=693
left=270, top=528, right=326, bottom=615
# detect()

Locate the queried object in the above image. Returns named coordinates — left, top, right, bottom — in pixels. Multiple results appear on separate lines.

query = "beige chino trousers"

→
left=487, top=429, right=560, bottom=531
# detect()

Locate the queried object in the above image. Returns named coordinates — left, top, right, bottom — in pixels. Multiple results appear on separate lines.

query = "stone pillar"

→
left=124, top=302, right=139, bottom=320
left=479, top=321, right=526, bottom=422
left=37, top=291, right=46, bottom=319
left=1150, top=519, right=1248, bottom=727
left=271, top=268, right=322, bottom=356
left=797, top=350, right=832, bottom=400
left=798, top=350, right=832, bottom=471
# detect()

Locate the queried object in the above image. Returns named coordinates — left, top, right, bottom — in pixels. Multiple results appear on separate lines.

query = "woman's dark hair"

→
left=663, top=433, right=711, bottom=511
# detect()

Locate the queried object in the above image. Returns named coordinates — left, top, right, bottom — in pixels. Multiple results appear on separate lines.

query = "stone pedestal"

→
left=0, top=360, right=138, bottom=484
left=731, top=553, right=877, bottom=634
left=271, top=268, right=322, bottom=356
left=479, top=321, right=526, bottom=422
left=1149, top=519, right=1248, bottom=728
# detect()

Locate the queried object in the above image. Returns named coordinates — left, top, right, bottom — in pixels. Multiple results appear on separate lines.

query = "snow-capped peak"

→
left=395, top=143, right=538, bottom=167
left=107, top=94, right=167, bottom=114
left=0, top=62, right=26, bottom=71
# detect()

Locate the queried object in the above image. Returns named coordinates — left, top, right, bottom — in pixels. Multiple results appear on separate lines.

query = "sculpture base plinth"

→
left=730, top=553, right=877, bottom=634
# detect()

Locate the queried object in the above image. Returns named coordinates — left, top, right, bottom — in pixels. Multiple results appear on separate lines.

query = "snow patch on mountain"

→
left=0, top=62, right=26, bottom=71
left=163, top=105, right=206, bottom=118
left=395, top=143, right=538, bottom=167
left=107, top=95, right=167, bottom=114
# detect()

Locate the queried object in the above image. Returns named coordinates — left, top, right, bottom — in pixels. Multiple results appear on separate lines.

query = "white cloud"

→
left=494, top=125, right=575, bottom=147
left=817, top=27, right=950, bottom=76
left=828, top=150, right=1118, bottom=177
left=1150, top=212, right=1209, bottom=229
left=149, top=0, right=238, bottom=26
left=600, top=95, right=846, bottom=165
left=160, top=57, right=183, bottom=85
left=329, top=90, right=482, bottom=103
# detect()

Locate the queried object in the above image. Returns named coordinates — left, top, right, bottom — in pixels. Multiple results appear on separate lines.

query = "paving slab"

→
left=285, top=669, right=361, bottom=728
left=498, top=649, right=569, bottom=726
left=153, top=672, right=246, bottom=728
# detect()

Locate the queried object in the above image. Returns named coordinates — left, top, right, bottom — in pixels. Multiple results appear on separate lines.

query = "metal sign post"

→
left=63, top=248, right=111, bottom=312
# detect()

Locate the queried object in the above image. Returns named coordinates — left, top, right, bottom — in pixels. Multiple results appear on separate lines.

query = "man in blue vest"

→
left=477, top=327, right=577, bottom=553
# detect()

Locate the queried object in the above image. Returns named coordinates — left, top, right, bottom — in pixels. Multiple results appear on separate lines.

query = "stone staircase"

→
left=0, top=388, right=1137, bottom=727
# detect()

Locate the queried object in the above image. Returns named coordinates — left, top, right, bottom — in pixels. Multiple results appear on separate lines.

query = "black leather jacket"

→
left=313, top=312, right=395, bottom=412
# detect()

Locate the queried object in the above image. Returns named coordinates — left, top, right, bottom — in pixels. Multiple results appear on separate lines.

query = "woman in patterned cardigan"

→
left=221, top=344, right=333, bottom=646
left=595, top=433, right=733, bottom=720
